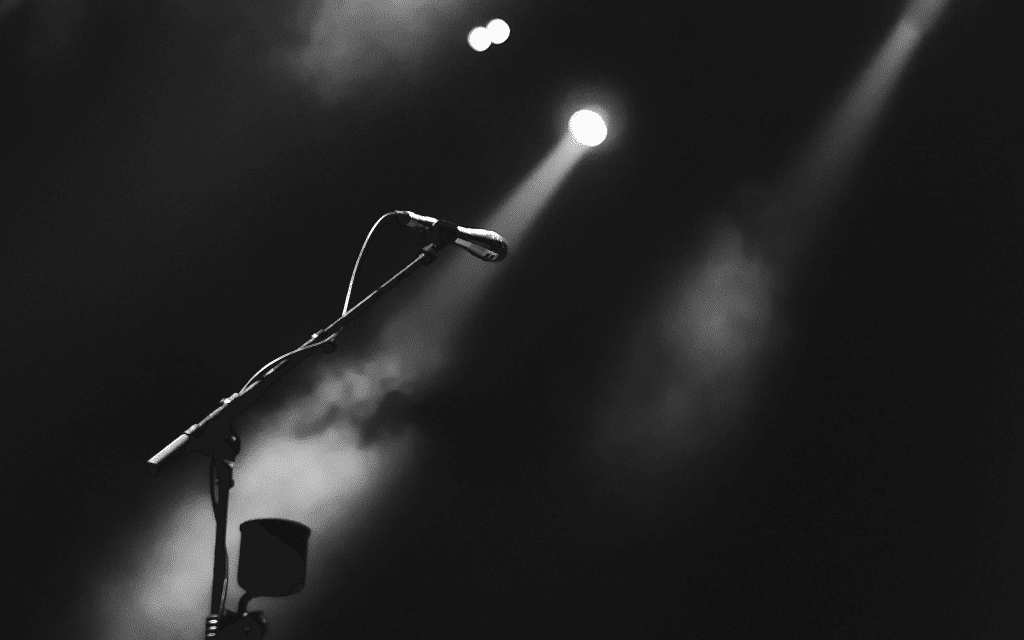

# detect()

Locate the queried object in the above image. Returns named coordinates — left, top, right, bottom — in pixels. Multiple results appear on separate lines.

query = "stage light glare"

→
left=569, top=109, right=608, bottom=147
left=468, top=26, right=492, bottom=52
left=487, top=19, right=510, bottom=44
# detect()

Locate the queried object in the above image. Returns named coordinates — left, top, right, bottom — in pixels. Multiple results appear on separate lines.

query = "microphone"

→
left=394, top=211, right=508, bottom=262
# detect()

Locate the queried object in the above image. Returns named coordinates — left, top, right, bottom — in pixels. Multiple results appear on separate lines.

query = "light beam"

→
left=82, top=128, right=593, bottom=640
left=583, top=0, right=954, bottom=507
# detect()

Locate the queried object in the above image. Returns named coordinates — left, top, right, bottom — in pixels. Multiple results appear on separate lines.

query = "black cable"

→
left=344, top=210, right=404, bottom=315
left=210, top=457, right=230, bottom=616
left=238, top=211, right=403, bottom=394
left=205, top=211, right=403, bottom=620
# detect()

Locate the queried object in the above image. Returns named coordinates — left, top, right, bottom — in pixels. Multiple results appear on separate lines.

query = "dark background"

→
left=2, top=1, right=1021, bottom=637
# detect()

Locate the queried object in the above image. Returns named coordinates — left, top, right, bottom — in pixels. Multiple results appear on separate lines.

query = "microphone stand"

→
left=147, top=226, right=453, bottom=638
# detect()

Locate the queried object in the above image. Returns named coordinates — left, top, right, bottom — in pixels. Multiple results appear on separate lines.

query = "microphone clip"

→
left=419, top=241, right=442, bottom=264
left=417, top=220, right=458, bottom=264
left=432, top=219, right=461, bottom=244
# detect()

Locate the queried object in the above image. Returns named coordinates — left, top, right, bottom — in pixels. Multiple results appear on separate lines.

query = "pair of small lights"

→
left=468, top=19, right=511, bottom=52
left=464, top=18, right=606, bottom=148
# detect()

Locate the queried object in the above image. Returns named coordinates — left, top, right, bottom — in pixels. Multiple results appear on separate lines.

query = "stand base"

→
left=206, top=611, right=267, bottom=639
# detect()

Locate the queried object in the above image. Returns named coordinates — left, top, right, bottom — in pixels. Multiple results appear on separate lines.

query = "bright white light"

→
left=468, top=26, right=491, bottom=52
left=487, top=19, right=510, bottom=44
left=569, top=109, right=608, bottom=147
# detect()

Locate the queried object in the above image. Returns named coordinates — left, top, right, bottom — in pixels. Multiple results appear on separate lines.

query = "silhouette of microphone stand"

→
left=146, top=212, right=503, bottom=637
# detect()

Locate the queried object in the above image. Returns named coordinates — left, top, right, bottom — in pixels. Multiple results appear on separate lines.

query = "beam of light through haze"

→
left=82, top=133, right=590, bottom=639
left=583, top=0, right=952, bottom=506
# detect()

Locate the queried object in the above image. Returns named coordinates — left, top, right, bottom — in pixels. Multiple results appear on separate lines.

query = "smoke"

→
left=80, top=128, right=586, bottom=638
left=162, top=0, right=468, bottom=105
left=279, top=0, right=461, bottom=104
left=82, top=309, right=450, bottom=639
left=585, top=204, right=786, bottom=506
left=584, top=0, right=952, bottom=508
left=7, top=0, right=481, bottom=105
left=14, top=1, right=582, bottom=636
left=80, top=294, right=455, bottom=639
left=84, top=423, right=419, bottom=639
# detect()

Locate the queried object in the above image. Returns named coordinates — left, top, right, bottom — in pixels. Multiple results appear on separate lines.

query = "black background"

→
left=2, top=1, right=1021, bottom=638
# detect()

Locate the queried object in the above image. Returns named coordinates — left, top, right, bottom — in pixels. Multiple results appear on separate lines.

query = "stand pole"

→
left=147, top=235, right=450, bottom=639
left=204, top=429, right=239, bottom=637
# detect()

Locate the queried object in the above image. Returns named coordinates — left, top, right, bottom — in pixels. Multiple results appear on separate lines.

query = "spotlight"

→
left=569, top=109, right=607, bottom=147
left=468, top=26, right=491, bottom=52
left=487, top=19, right=511, bottom=45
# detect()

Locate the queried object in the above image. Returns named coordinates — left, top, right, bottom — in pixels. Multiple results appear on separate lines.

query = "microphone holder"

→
left=147, top=227, right=455, bottom=638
